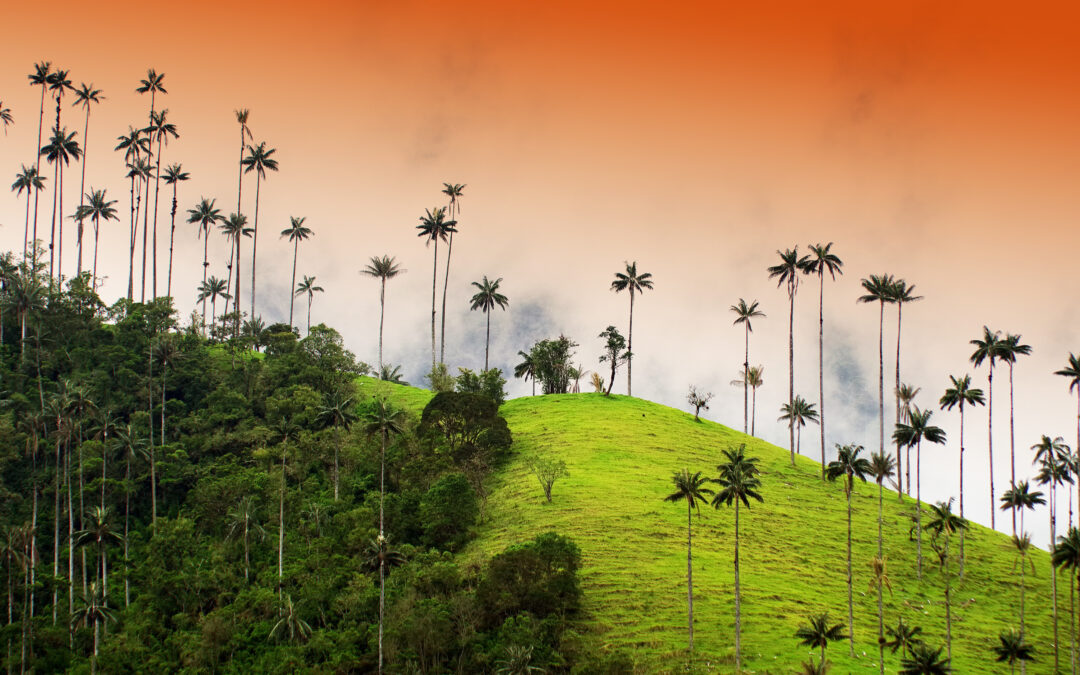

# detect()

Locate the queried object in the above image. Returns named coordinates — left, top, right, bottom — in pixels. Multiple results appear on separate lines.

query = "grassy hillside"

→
left=461, top=392, right=1067, bottom=673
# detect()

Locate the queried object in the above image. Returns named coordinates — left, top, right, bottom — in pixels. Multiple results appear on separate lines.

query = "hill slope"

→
left=463, top=392, right=1066, bottom=673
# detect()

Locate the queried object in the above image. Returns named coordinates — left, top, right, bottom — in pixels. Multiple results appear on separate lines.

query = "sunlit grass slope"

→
left=465, top=392, right=1067, bottom=674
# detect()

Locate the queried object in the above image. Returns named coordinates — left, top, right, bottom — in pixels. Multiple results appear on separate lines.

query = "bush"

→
left=455, top=367, right=508, bottom=406
left=419, top=473, right=478, bottom=550
left=476, top=531, right=581, bottom=625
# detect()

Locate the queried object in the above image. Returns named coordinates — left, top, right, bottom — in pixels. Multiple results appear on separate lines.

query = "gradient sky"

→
left=2, top=0, right=1080, bottom=544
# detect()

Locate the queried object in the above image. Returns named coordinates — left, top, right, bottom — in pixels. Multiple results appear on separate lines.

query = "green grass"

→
left=356, top=375, right=435, bottom=411
left=456, top=392, right=1070, bottom=674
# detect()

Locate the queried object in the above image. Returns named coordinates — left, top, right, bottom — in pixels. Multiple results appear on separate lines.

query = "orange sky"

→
left=3, top=0, right=1080, bottom=537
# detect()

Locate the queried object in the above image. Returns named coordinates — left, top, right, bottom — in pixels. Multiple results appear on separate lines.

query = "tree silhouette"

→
left=610, top=261, right=654, bottom=397
left=469, top=275, right=509, bottom=370
left=730, top=298, right=764, bottom=435
left=664, top=469, right=713, bottom=654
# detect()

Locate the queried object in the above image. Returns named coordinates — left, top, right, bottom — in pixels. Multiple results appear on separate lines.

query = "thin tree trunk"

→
left=307, top=297, right=312, bottom=335
left=31, top=83, right=46, bottom=265
left=233, top=218, right=241, bottom=337
left=484, top=310, right=491, bottom=371
left=377, top=279, right=386, bottom=373
left=751, top=386, right=757, bottom=437
left=53, top=427, right=60, bottom=625
left=787, top=285, right=794, bottom=466
left=959, top=406, right=966, bottom=576
left=148, top=344, right=156, bottom=525
left=818, top=273, right=826, bottom=478
left=76, top=107, right=90, bottom=275
left=92, top=215, right=101, bottom=292
left=917, top=440, right=923, bottom=579
left=879, top=302, right=895, bottom=499
left=127, top=175, right=136, bottom=301
left=201, top=233, right=209, bottom=335
left=686, top=499, right=694, bottom=654
left=627, top=290, right=634, bottom=397
left=379, top=558, right=385, bottom=674
left=439, top=231, right=453, bottom=365
left=48, top=156, right=58, bottom=288
left=277, top=434, right=286, bottom=602
left=431, top=239, right=438, bottom=372
left=1009, top=362, right=1017, bottom=535
left=846, top=481, right=854, bottom=657
left=380, top=430, right=387, bottom=537
left=288, top=242, right=298, bottom=328
left=877, top=481, right=884, bottom=675
left=989, top=367, right=996, bottom=530
left=743, top=324, right=749, bottom=434
left=895, top=304, right=902, bottom=491
left=124, top=453, right=129, bottom=608
left=67, top=439, right=74, bottom=642
left=945, top=536, right=952, bottom=661
left=249, top=175, right=261, bottom=321
left=140, top=92, right=156, bottom=303
left=734, top=498, right=741, bottom=673
left=22, top=188, right=32, bottom=268
left=243, top=517, right=249, bottom=582
left=333, top=428, right=340, bottom=502
left=151, top=137, right=163, bottom=298
left=166, top=187, right=178, bottom=298
left=1052, top=480, right=1060, bottom=674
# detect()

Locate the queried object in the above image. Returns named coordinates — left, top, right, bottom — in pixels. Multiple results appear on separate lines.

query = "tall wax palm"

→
left=144, top=109, right=178, bottom=298
left=136, top=70, right=167, bottom=301
left=746, top=366, right=764, bottom=436
left=241, top=141, right=279, bottom=319
left=769, top=248, right=811, bottom=465
left=869, top=451, right=897, bottom=675
left=281, top=216, right=312, bottom=329
left=971, top=326, right=1007, bottom=530
left=72, top=506, right=122, bottom=604
left=858, top=274, right=898, bottom=490
left=439, top=182, right=465, bottom=365
left=71, top=83, right=103, bottom=276
left=295, top=275, right=323, bottom=335
left=993, top=629, right=1036, bottom=675
left=8, top=270, right=44, bottom=352
left=186, top=199, right=223, bottom=333
left=893, top=407, right=947, bottom=578
left=416, top=207, right=456, bottom=371
left=711, top=445, right=763, bottom=673
left=233, top=108, right=252, bottom=217
left=28, top=62, right=51, bottom=264
left=1034, top=441, right=1071, bottom=672
left=794, top=613, right=847, bottom=670
left=123, top=159, right=152, bottom=301
left=273, top=417, right=299, bottom=599
left=897, top=383, right=921, bottom=492
left=162, top=164, right=189, bottom=298
left=611, top=261, right=654, bottom=397
left=112, top=423, right=147, bottom=607
left=40, top=126, right=81, bottom=286
left=664, top=469, right=714, bottom=654
left=362, top=255, right=403, bottom=374
left=12, top=165, right=45, bottom=261
left=197, top=277, right=229, bottom=338
left=318, top=393, right=357, bottom=501
left=889, top=280, right=923, bottom=484
left=778, top=395, right=819, bottom=459
left=1056, top=354, right=1080, bottom=528
left=1000, top=482, right=1045, bottom=628
left=1054, top=527, right=1080, bottom=670
left=46, top=68, right=73, bottom=146
left=71, top=581, right=115, bottom=675
left=219, top=213, right=251, bottom=328
left=939, top=374, right=984, bottom=575
left=1001, top=333, right=1033, bottom=531
left=154, top=335, right=180, bottom=449
left=926, top=499, right=965, bottom=661
left=469, top=275, right=509, bottom=370
left=826, top=443, right=871, bottom=657
left=73, top=189, right=117, bottom=292
left=225, top=496, right=264, bottom=582
left=514, top=350, right=537, bottom=396
left=730, top=299, right=765, bottom=435
left=115, top=127, right=149, bottom=298
left=804, top=243, right=843, bottom=478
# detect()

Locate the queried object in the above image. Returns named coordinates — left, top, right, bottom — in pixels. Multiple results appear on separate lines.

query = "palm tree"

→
left=198, top=277, right=229, bottom=338
left=362, top=255, right=403, bottom=374
left=113, top=423, right=147, bottom=607
left=1000, top=481, right=1045, bottom=638
left=886, top=617, right=924, bottom=658
left=515, top=350, right=537, bottom=396
left=971, top=326, right=1007, bottom=530
left=225, top=496, right=265, bottom=582
left=364, top=534, right=406, bottom=673
left=869, top=451, right=897, bottom=675
left=0, top=100, right=10, bottom=131
left=894, top=407, right=946, bottom=578
left=899, top=643, right=951, bottom=675
left=40, top=126, right=81, bottom=286
left=769, top=248, right=811, bottom=465
left=233, top=109, right=252, bottom=210
left=136, top=70, right=167, bottom=300
left=826, top=443, right=871, bottom=656
left=730, top=299, right=765, bottom=435
left=664, top=469, right=714, bottom=654
left=73, top=189, right=118, bottom=292
left=280, top=216, right=313, bottom=329
left=219, top=213, right=251, bottom=328
left=439, top=182, right=466, bottom=365
left=241, top=141, right=279, bottom=319
left=70, top=83, right=103, bottom=276
left=295, top=276, right=323, bottom=335
left=115, top=128, right=150, bottom=298
left=778, top=395, right=819, bottom=459
left=1054, top=527, right=1080, bottom=673
left=926, top=499, right=965, bottom=660
left=28, top=62, right=51, bottom=264
left=611, top=261, right=655, bottom=397
left=416, top=207, right=456, bottom=371
left=1000, top=333, right=1033, bottom=532
left=71, top=581, right=115, bottom=674
left=711, top=445, right=763, bottom=672
left=72, top=506, right=122, bottom=606
left=939, top=374, right=984, bottom=574
left=804, top=243, right=843, bottom=477
left=889, top=280, right=923, bottom=483
left=186, top=198, right=224, bottom=333
left=144, top=109, right=178, bottom=298
left=1034, top=435, right=1071, bottom=671
left=858, top=274, right=898, bottom=491
left=318, top=393, right=357, bottom=501
left=993, top=629, right=1036, bottom=675
left=273, top=416, right=299, bottom=599
left=794, top=613, right=847, bottom=668
left=12, top=165, right=46, bottom=260
left=162, top=164, right=189, bottom=298
left=469, top=276, right=509, bottom=370
left=269, top=594, right=311, bottom=644
left=896, top=383, right=921, bottom=492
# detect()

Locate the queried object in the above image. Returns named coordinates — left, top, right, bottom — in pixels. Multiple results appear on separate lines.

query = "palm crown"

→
left=610, top=260, right=654, bottom=296
left=469, top=276, right=509, bottom=314
left=362, top=255, right=403, bottom=281
left=416, top=206, right=456, bottom=244
left=804, top=242, right=843, bottom=279
left=242, top=141, right=279, bottom=178
left=730, top=298, right=764, bottom=330
left=187, top=198, right=224, bottom=238
left=281, top=215, right=312, bottom=244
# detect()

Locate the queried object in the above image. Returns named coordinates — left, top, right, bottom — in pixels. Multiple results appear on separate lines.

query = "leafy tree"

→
left=420, top=473, right=478, bottom=550
left=858, top=274, right=898, bottom=492
left=610, top=261, right=654, bottom=397
left=197, top=276, right=229, bottom=339
left=686, top=385, right=713, bottom=421
left=416, top=206, right=456, bottom=371
left=420, top=392, right=512, bottom=465
left=476, top=531, right=581, bottom=625
left=778, top=395, right=819, bottom=458
left=521, top=335, right=577, bottom=395
left=993, top=629, right=1035, bottom=675
left=712, top=445, right=763, bottom=672
left=218, top=212, right=251, bottom=326
left=926, top=499, right=965, bottom=660
left=280, top=216, right=313, bottom=330
left=529, top=456, right=569, bottom=503
left=663, top=469, right=713, bottom=653
left=886, top=617, right=924, bottom=656
left=70, top=581, right=115, bottom=674
left=804, top=243, right=843, bottom=479
left=362, top=255, right=403, bottom=374
left=455, top=367, right=508, bottom=406
left=40, top=125, right=81, bottom=286
left=730, top=298, right=764, bottom=434
left=514, top=350, right=537, bottom=396
left=269, top=594, right=312, bottom=644
left=893, top=407, right=946, bottom=578
left=469, top=275, right=509, bottom=371
left=597, top=325, right=628, bottom=396
left=826, top=444, right=870, bottom=656
left=939, top=373, right=984, bottom=573
left=143, top=108, right=178, bottom=298
left=794, top=613, right=847, bottom=668
left=971, top=325, right=1007, bottom=530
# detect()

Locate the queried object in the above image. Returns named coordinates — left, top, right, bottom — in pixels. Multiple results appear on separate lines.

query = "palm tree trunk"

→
left=140, top=93, right=156, bottom=303
left=430, top=238, right=438, bottom=372
left=686, top=499, right=694, bottom=654
left=201, top=234, right=209, bottom=335
left=959, top=407, right=966, bottom=576
left=945, top=536, right=952, bottom=661
left=877, top=481, right=884, bottom=675
left=917, top=440, right=923, bottom=579
left=249, top=175, right=261, bottom=321
left=53, top=431, right=60, bottom=625
left=148, top=346, right=156, bottom=525
left=277, top=436, right=286, bottom=602
left=439, top=231, right=453, bottom=365
left=878, top=302, right=895, bottom=498
left=846, top=481, right=854, bottom=657
left=67, top=441, right=75, bottom=641
left=734, top=498, right=741, bottom=673
left=127, top=175, right=137, bottom=301
left=743, top=324, right=749, bottom=434
left=333, top=429, right=341, bottom=502
left=151, top=139, right=163, bottom=298
left=1052, top=480, right=1060, bottom=674
left=23, top=188, right=32, bottom=266
left=378, top=279, right=386, bottom=373
left=895, top=303, right=903, bottom=489
left=818, top=272, right=826, bottom=479
left=787, top=285, right=794, bottom=466
left=379, top=559, right=385, bottom=674
left=287, top=242, right=298, bottom=328
left=627, top=290, right=634, bottom=397
left=484, top=310, right=491, bottom=371
left=751, top=385, right=757, bottom=437
left=124, top=454, right=130, bottom=608
left=1009, top=362, right=1017, bottom=535
left=989, top=367, right=996, bottom=530
left=31, top=83, right=45, bottom=264
left=76, top=108, right=90, bottom=275
left=48, top=158, right=58, bottom=287
left=306, top=296, right=312, bottom=335
left=92, top=216, right=101, bottom=292
left=166, top=188, right=178, bottom=298
left=380, top=429, right=386, bottom=537
left=233, top=224, right=241, bottom=337
left=243, top=518, right=249, bottom=582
